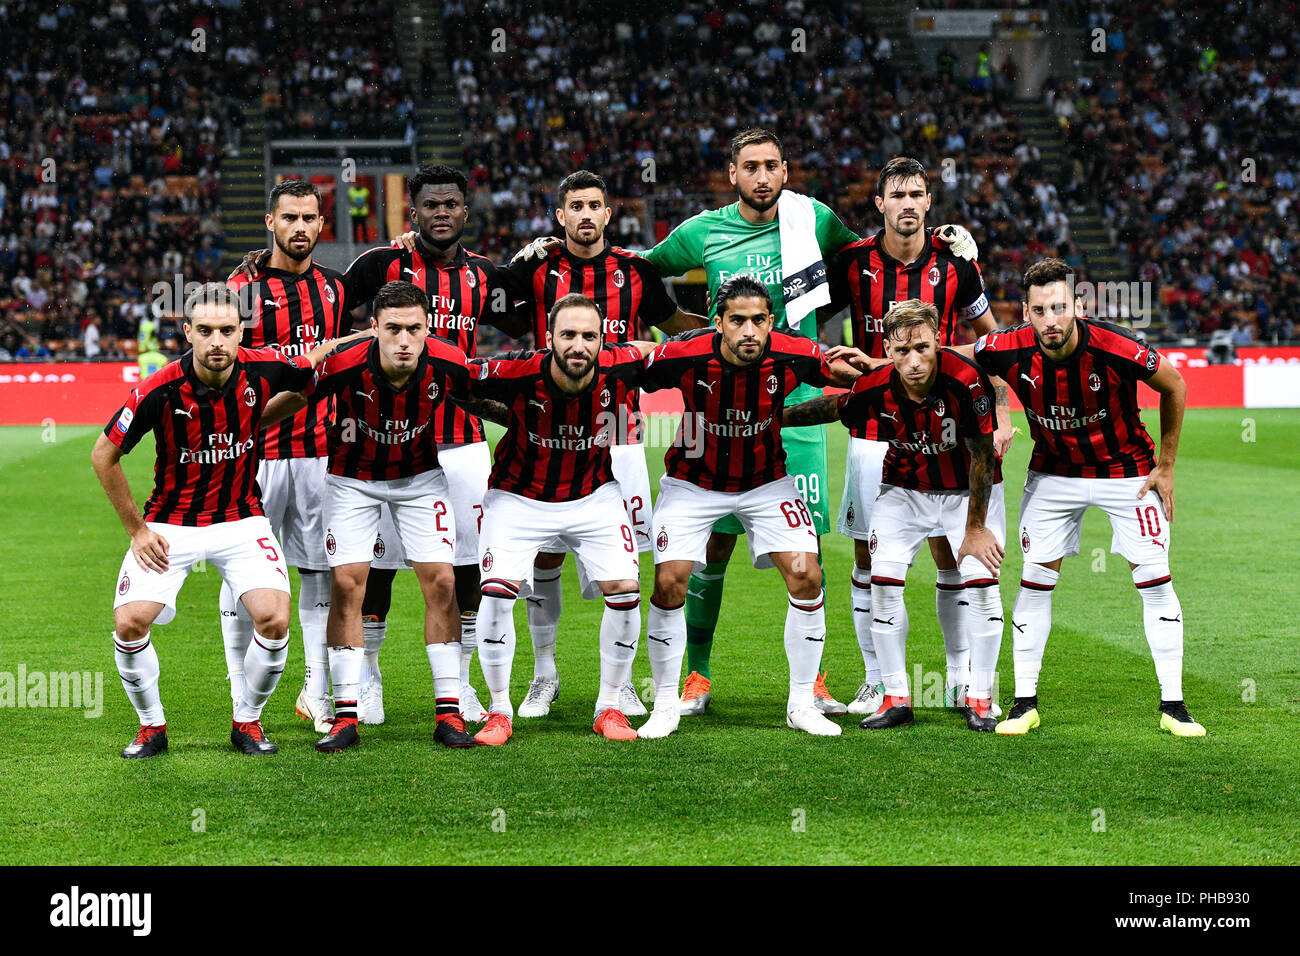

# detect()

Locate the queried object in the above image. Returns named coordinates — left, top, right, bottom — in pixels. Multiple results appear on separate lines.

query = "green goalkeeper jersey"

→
left=641, top=199, right=858, bottom=404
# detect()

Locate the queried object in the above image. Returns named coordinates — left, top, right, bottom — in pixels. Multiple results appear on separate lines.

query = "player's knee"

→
left=254, top=609, right=290, bottom=641
left=419, top=564, right=457, bottom=606
left=853, top=540, right=872, bottom=571
left=601, top=579, right=640, bottom=597
left=786, top=564, right=823, bottom=601
left=705, top=533, right=736, bottom=564
left=652, top=568, right=690, bottom=605
left=1131, top=562, right=1172, bottom=591
left=113, top=609, right=152, bottom=643
left=331, top=567, right=369, bottom=602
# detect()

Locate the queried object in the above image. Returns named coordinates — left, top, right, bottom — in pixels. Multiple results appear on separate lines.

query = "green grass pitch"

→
left=1, top=408, right=1297, bottom=864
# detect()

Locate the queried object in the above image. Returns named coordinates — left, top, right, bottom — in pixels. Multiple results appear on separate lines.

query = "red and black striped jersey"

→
left=828, top=228, right=989, bottom=360
left=304, top=335, right=471, bottom=481
left=838, top=348, right=1001, bottom=492
left=227, top=263, right=349, bottom=460
left=973, top=319, right=1160, bottom=478
left=470, top=343, right=644, bottom=501
left=343, top=241, right=514, bottom=445
left=641, top=328, right=831, bottom=493
left=104, top=348, right=314, bottom=526
left=506, top=242, right=678, bottom=444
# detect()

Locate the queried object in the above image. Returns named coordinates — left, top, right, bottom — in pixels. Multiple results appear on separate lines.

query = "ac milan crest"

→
left=868, top=532, right=877, bottom=554
left=466, top=270, right=477, bottom=288
left=933, top=399, right=946, bottom=417
left=599, top=387, right=611, bottom=408
left=846, top=504, right=855, bottom=527
left=324, top=284, right=336, bottom=304
left=325, top=531, right=337, bottom=556
left=974, top=395, right=990, bottom=416
left=243, top=385, right=257, bottom=407
left=1088, top=372, right=1102, bottom=392
left=928, top=265, right=941, bottom=286
left=766, top=374, right=779, bottom=395
left=481, top=550, right=494, bottom=571
left=1021, top=529, right=1031, bottom=553
left=118, top=573, right=130, bottom=595
left=373, top=535, right=386, bottom=560
left=612, top=269, right=625, bottom=289
left=656, top=528, right=668, bottom=552
left=427, top=380, right=440, bottom=401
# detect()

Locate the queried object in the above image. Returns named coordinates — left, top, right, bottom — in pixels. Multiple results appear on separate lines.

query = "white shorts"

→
left=479, top=483, right=640, bottom=598
left=652, top=474, right=818, bottom=572
left=612, top=442, right=654, bottom=552
left=368, top=441, right=491, bottom=570
left=1018, top=471, right=1171, bottom=565
left=868, top=483, right=1007, bottom=578
left=257, top=456, right=329, bottom=569
left=323, top=470, right=456, bottom=568
left=837, top=436, right=889, bottom=540
left=113, top=516, right=290, bottom=626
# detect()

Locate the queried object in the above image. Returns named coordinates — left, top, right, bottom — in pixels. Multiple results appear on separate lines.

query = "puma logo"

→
left=173, top=407, right=194, bottom=418
left=873, top=617, right=895, bottom=626
left=549, top=269, right=565, bottom=279
left=1159, top=614, right=1181, bottom=623
left=404, top=267, right=424, bottom=282
left=1152, top=539, right=1166, bottom=550
left=1133, top=347, right=1145, bottom=361
left=880, top=411, right=898, bottom=422
left=524, top=596, right=543, bottom=607
left=613, top=640, right=637, bottom=649
left=988, top=615, right=1003, bottom=623
left=528, top=399, right=548, bottom=412
left=698, top=381, right=716, bottom=394
left=263, top=297, right=284, bottom=309
left=1020, top=373, right=1040, bottom=389
left=957, top=600, right=970, bottom=607
left=863, top=268, right=879, bottom=281
left=483, top=634, right=507, bottom=645
left=686, top=589, right=705, bottom=600
left=852, top=606, right=869, bottom=612
left=804, top=635, right=825, bottom=642
left=647, top=634, right=670, bottom=645
left=1011, top=620, right=1025, bottom=633
left=358, top=389, right=377, bottom=403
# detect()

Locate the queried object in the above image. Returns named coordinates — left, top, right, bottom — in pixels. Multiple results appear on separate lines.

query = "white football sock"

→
left=936, top=568, right=969, bottom=689
left=851, top=566, right=879, bottom=683
left=459, top=611, right=477, bottom=686
left=219, top=580, right=253, bottom=707
left=962, top=576, right=1004, bottom=701
left=598, top=591, right=640, bottom=711
left=646, top=598, right=686, bottom=709
left=299, top=571, right=331, bottom=698
left=784, top=590, right=826, bottom=711
left=870, top=563, right=910, bottom=698
left=1011, top=563, right=1058, bottom=698
left=1133, top=564, right=1184, bottom=701
left=235, top=632, right=289, bottom=722
left=327, top=645, right=362, bottom=719
left=361, top=615, right=387, bottom=686
left=527, top=566, right=562, bottom=681
left=425, top=642, right=462, bottom=711
left=477, top=582, right=520, bottom=717
left=114, top=632, right=164, bottom=725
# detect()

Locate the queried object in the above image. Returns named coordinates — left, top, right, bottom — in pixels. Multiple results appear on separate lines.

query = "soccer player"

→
left=237, top=165, right=524, bottom=728
left=636, top=275, right=862, bottom=739
left=965, top=257, right=1205, bottom=737
left=466, top=293, right=653, bottom=745
left=262, top=281, right=478, bottom=751
left=93, top=284, right=350, bottom=758
left=784, top=300, right=1006, bottom=731
left=501, top=170, right=705, bottom=720
left=223, top=178, right=354, bottom=736
left=627, top=130, right=980, bottom=718
left=823, top=156, right=1012, bottom=717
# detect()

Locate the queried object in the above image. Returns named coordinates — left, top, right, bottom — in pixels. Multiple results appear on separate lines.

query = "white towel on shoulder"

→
left=777, top=190, right=830, bottom=331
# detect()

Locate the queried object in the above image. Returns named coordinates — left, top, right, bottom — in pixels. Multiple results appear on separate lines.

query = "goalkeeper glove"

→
left=935, top=224, right=979, bottom=262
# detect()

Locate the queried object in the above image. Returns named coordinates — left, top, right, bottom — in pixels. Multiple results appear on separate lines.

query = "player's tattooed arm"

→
left=783, top=395, right=841, bottom=428
left=91, top=434, right=170, bottom=572
left=825, top=345, right=889, bottom=373
left=452, top=395, right=509, bottom=426
left=958, top=433, right=1004, bottom=574
left=826, top=358, right=863, bottom=387
left=989, top=377, right=1014, bottom=457
left=1138, top=356, right=1187, bottom=522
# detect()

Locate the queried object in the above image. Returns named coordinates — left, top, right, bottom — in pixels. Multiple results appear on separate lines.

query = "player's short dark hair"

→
left=883, top=299, right=940, bottom=342
left=268, top=177, right=323, bottom=214
left=715, top=275, right=772, bottom=318
left=407, top=164, right=468, bottom=202
left=730, top=127, right=784, bottom=164
left=184, top=283, right=245, bottom=322
left=556, top=170, right=608, bottom=207
left=372, top=280, right=430, bottom=321
left=548, top=292, right=602, bottom=332
left=1023, top=257, right=1073, bottom=290
left=876, top=157, right=929, bottom=198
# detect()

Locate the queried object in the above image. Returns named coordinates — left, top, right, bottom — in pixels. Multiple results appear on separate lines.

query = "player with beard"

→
left=234, top=165, right=525, bottom=730
left=822, top=157, right=1013, bottom=718
left=468, top=295, right=656, bottom=745
left=222, top=179, right=354, bottom=735
left=957, top=258, right=1204, bottom=737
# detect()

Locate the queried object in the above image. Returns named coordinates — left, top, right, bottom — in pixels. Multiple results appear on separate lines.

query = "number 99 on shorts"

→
left=791, top=472, right=820, bottom=505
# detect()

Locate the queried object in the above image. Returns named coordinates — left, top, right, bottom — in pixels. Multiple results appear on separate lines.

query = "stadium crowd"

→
left=3, top=0, right=1295, bottom=360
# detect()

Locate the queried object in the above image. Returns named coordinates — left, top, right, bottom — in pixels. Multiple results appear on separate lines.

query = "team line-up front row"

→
left=93, top=265, right=1207, bottom=757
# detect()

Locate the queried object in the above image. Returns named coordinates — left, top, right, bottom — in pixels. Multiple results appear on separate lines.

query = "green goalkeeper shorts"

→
left=712, top=423, right=831, bottom=537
